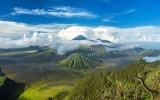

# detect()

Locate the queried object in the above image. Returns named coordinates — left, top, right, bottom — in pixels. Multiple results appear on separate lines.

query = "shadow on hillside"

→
left=0, top=78, right=25, bottom=100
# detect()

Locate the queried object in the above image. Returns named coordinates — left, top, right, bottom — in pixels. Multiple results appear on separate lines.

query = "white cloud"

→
left=56, top=40, right=97, bottom=55
left=0, top=32, right=53, bottom=48
left=11, top=6, right=97, bottom=18
left=57, top=26, right=118, bottom=42
left=0, top=33, right=143, bottom=55
left=125, top=9, right=137, bottom=13
left=1, top=20, right=160, bottom=49
left=0, top=20, right=74, bottom=38
left=102, top=16, right=116, bottom=22
left=143, top=55, right=160, bottom=62
left=57, top=25, right=160, bottom=42
left=105, top=43, right=141, bottom=51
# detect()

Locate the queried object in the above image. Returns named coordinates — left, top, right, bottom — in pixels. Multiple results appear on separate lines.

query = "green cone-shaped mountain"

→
left=56, top=53, right=102, bottom=70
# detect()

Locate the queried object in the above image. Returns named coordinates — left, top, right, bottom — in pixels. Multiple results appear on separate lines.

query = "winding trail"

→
left=134, top=76, right=155, bottom=99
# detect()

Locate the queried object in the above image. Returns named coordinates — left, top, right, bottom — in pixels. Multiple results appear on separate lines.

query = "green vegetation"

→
left=17, top=68, right=83, bottom=100
left=56, top=53, right=102, bottom=70
left=1, top=45, right=160, bottom=100
left=51, top=91, right=69, bottom=100
left=53, top=60, right=160, bottom=100
left=18, top=84, right=72, bottom=100
left=0, top=76, right=6, bottom=86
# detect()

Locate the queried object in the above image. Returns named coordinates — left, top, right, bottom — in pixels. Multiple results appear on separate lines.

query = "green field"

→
left=18, top=84, right=72, bottom=100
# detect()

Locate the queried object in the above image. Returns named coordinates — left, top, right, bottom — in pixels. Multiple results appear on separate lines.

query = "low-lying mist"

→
left=0, top=32, right=156, bottom=55
left=143, top=55, right=160, bottom=62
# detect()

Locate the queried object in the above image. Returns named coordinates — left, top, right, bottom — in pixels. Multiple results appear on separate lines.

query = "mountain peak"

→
left=72, top=35, right=87, bottom=40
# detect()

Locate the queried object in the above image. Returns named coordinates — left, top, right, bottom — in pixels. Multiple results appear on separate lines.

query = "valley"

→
left=0, top=43, right=160, bottom=100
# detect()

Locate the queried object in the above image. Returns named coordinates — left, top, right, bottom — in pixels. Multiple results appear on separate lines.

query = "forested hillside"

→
left=51, top=60, right=160, bottom=100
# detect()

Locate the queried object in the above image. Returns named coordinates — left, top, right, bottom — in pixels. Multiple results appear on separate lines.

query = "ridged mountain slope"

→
left=71, top=45, right=126, bottom=59
left=56, top=53, right=102, bottom=70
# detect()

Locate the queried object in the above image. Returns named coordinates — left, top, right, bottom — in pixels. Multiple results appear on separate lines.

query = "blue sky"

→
left=1, top=0, right=160, bottom=27
left=0, top=0, right=160, bottom=49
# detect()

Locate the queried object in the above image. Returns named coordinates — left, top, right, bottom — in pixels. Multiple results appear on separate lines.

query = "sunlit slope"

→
left=17, top=69, right=83, bottom=100
left=63, top=60, right=160, bottom=100
left=0, top=76, right=5, bottom=86
left=56, top=53, right=102, bottom=69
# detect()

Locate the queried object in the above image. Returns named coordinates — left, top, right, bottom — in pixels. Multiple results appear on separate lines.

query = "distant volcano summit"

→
left=72, top=35, right=88, bottom=40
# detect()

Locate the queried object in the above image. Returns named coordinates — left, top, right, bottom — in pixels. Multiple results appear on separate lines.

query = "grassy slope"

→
left=0, top=76, right=6, bottom=86
left=63, top=60, right=160, bottom=100
left=17, top=69, right=83, bottom=100
left=56, top=53, right=102, bottom=70
left=18, top=84, right=72, bottom=100
left=17, top=61, right=114, bottom=100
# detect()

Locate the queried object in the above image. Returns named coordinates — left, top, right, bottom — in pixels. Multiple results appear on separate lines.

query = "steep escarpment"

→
left=0, top=77, right=25, bottom=100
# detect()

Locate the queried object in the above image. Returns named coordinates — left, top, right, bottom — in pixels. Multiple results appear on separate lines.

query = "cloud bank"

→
left=143, top=55, right=160, bottom=62
left=57, top=26, right=160, bottom=42
left=0, top=32, right=141, bottom=55
left=105, top=43, right=140, bottom=51
left=0, top=31, right=54, bottom=48
left=1, top=20, right=160, bottom=49
left=55, top=40, right=99, bottom=55
left=0, top=20, right=74, bottom=38
left=0, top=29, right=158, bottom=55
